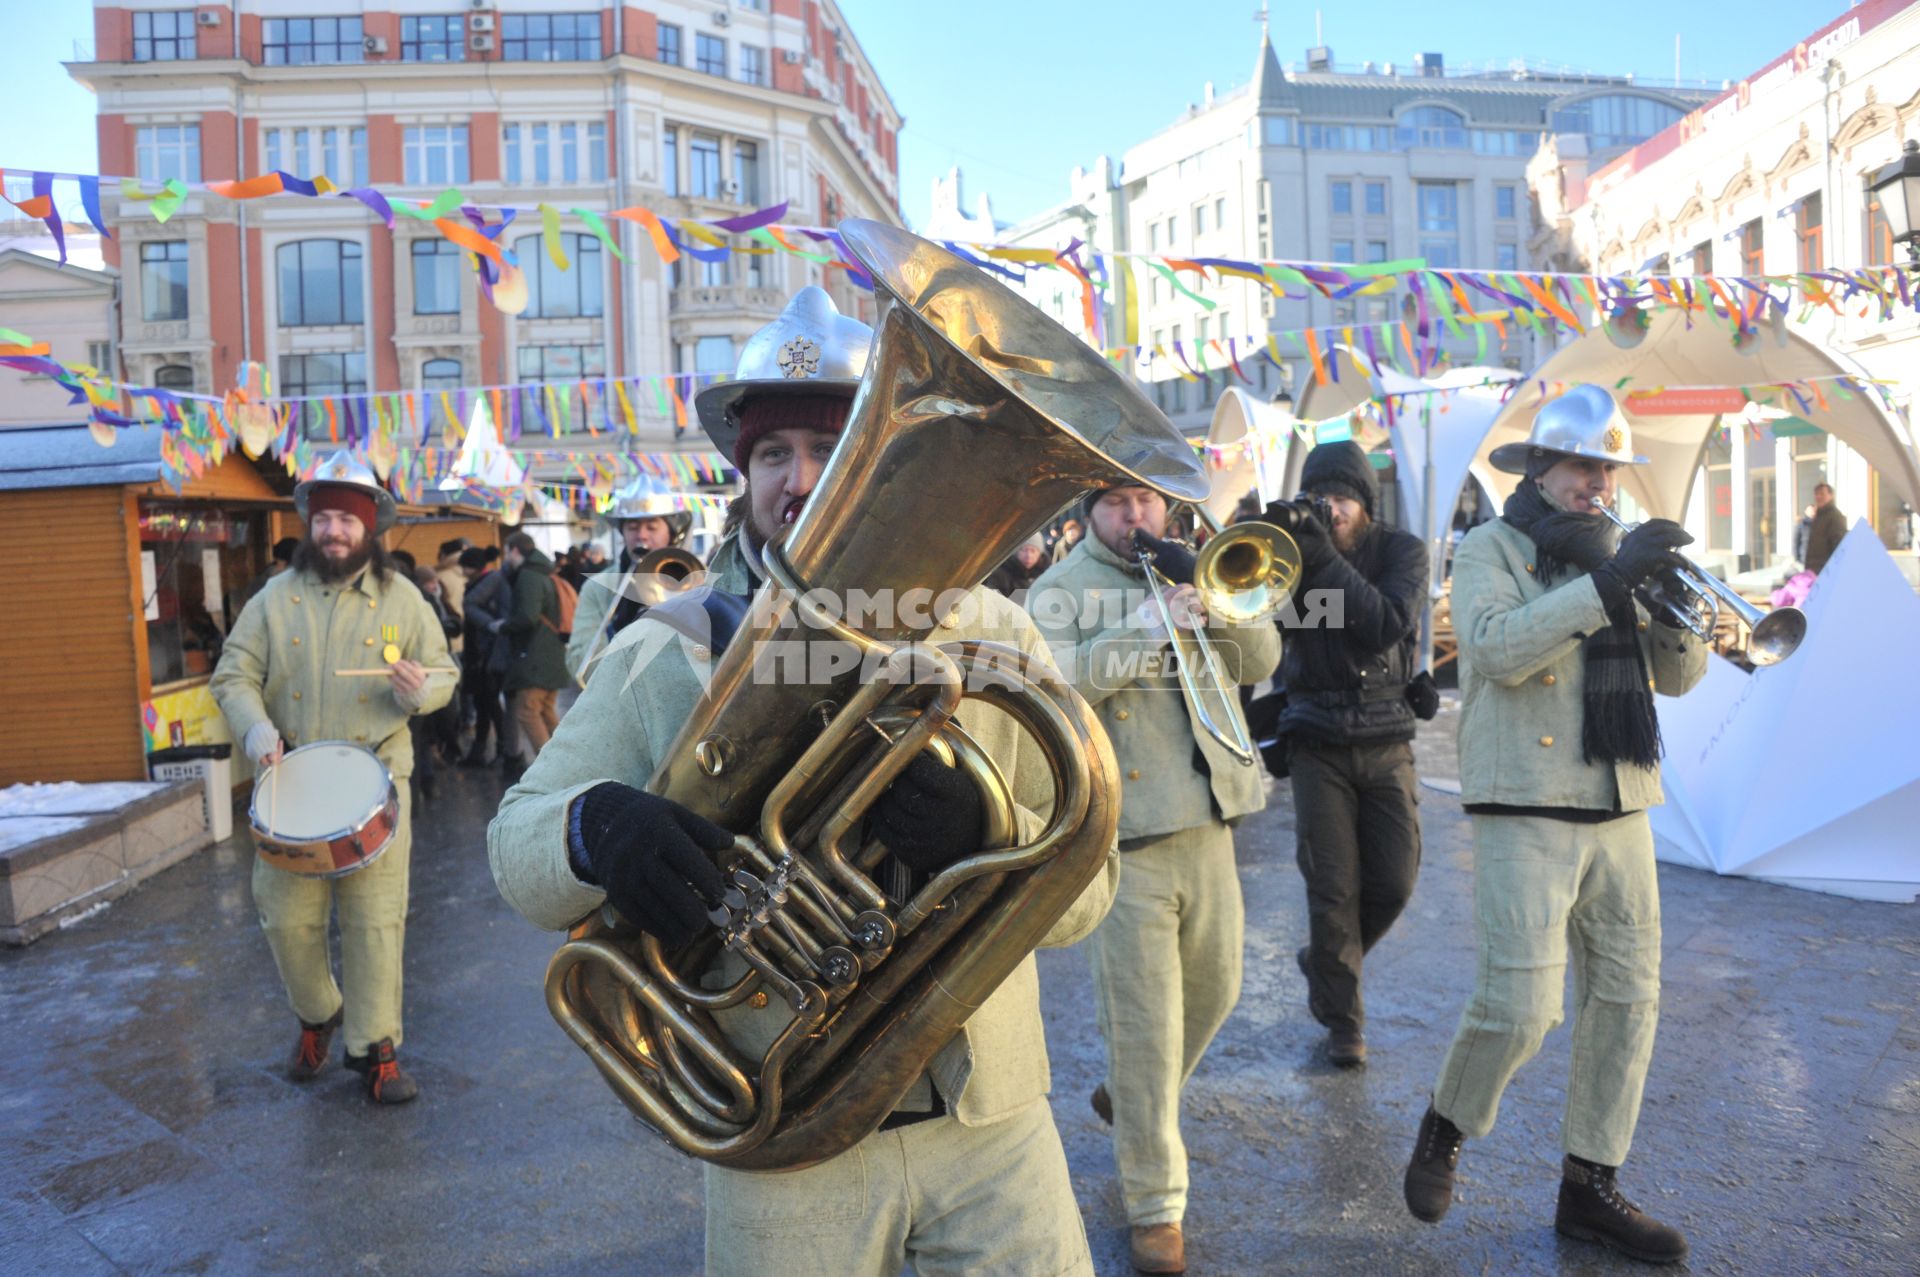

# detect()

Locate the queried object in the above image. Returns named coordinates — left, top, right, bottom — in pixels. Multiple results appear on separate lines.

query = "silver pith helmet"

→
left=1489, top=383, right=1650, bottom=475
left=600, top=474, right=692, bottom=541
left=294, top=449, right=399, bottom=533
left=692, top=285, right=873, bottom=461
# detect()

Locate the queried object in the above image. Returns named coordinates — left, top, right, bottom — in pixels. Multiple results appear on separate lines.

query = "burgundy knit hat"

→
left=306, top=484, right=379, bottom=530
left=733, top=393, right=854, bottom=469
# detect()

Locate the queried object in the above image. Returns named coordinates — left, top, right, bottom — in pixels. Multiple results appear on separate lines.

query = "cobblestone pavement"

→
left=3, top=708, right=1915, bottom=1275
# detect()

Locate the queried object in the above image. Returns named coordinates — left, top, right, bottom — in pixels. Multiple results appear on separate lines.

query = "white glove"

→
left=244, top=721, right=283, bottom=766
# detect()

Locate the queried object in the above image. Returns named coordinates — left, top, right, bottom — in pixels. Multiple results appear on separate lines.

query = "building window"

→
left=1364, top=182, right=1387, bottom=216
left=658, top=23, right=682, bottom=64
left=1165, top=216, right=1177, bottom=246
left=87, top=341, right=112, bottom=371
left=1795, top=193, right=1823, bottom=272
left=1705, top=430, right=1733, bottom=552
left=1550, top=95, right=1684, bottom=152
left=662, top=127, right=679, bottom=196
left=1214, top=196, right=1226, bottom=228
left=264, top=126, right=367, bottom=187
left=1691, top=240, right=1712, bottom=274
left=1148, top=221, right=1160, bottom=252
left=1260, top=117, right=1294, bottom=146
left=136, top=125, right=200, bottom=184
left=1495, top=242, right=1519, bottom=270
left=732, top=141, right=761, bottom=205
left=1304, top=123, right=1396, bottom=151
left=421, top=357, right=463, bottom=390
left=1792, top=431, right=1829, bottom=516
left=1331, top=180, right=1352, bottom=215
left=694, top=336, right=735, bottom=376
left=501, top=13, right=601, bottom=62
left=688, top=134, right=722, bottom=199
left=411, top=239, right=462, bottom=315
left=1417, top=182, right=1460, bottom=268
left=1739, top=218, right=1764, bottom=276
left=517, top=344, right=606, bottom=384
left=1368, top=240, right=1389, bottom=262
left=1331, top=240, right=1355, bottom=263
left=700, top=254, right=730, bottom=288
left=696, top=33, right=727, bottom=76
left=133, top=10, right=197, bottom=62
left=1866, top=182, right=1895, bottom=267
left=740, top=45, right=767, bottom=86
left=1396, top=106, right=1468, bottom=150
left=154, top=364, right=195, bottom=390
left=1495, top=184, right=1517, bottom=220
left=262, top=16, right=365, bottom=65
left=276, top=240, right=364, bottom=327
left=514, top=232, right=603, bottom=318
left=1193, top=204, right=1207, bottom=236
left=503, top=122, right=607, bottom=184
left=401, top=15, right=464, bottom=62
left=281, top=351, right=367, bottom=400
left=140, top=241, right=190, bottom=321
left=404, top=125, right=470, bottom=186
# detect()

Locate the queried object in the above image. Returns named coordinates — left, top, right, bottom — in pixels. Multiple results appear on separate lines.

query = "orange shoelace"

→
left=370, top=1056, right=402, bottom=1096
left=296, top=1029, right=328, bottom=1071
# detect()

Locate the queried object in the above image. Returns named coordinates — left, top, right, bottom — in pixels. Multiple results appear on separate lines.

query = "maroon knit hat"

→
left=306, top=484, right=378, bottom=530
left=733, top=394, right=854, bottom=469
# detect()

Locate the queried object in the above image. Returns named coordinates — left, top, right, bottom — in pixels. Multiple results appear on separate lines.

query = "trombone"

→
left=573, top=546, right=707, bottom=686
left=1596, top=503, right=1806, bottom=666
left=1133, top=508, right=1304, bottom=765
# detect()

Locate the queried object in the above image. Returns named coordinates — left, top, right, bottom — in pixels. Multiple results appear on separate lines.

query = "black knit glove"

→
left=1130, top=530, right=1196, bottom=586
left=1592, top=518, right=1692, bottom=612
left=1266, top=498, right=1337, bottom=573
left=573, top=783, right=731, bottom=946
left=870, top=753, right=984, bottom=875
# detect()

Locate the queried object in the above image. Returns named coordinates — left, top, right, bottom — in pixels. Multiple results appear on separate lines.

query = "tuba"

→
left=543, top=220, right=1208, bottom=1171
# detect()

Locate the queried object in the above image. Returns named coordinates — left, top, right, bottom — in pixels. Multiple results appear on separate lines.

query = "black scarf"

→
left=1502, top=479, right=1662, bottom=770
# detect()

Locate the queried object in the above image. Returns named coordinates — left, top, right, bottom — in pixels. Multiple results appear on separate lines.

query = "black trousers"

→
left=467, top=663, right=507, bottom=758
left=1290, top=738, right=1421, bottom=1031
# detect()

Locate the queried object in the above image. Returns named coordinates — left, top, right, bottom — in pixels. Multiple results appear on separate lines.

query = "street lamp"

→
left=1869, top=139, right=1920, bottom=266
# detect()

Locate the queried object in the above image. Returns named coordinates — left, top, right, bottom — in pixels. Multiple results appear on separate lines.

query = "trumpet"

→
left=1596, top=503, right=1806, bottom=666
left=1132, top=508, right=1303, bottom=765
left=574, top=546, right=708, bottom=686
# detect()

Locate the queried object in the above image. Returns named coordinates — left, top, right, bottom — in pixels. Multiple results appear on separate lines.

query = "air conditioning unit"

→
left=713, top=10, right=731, bottom=26
left=469, top=14, right=494, bottom=32
left=469, top=0, right=492, bottom=9
left=195, top=10, right=221, bottom=26
left=470, top=34, right=495, bottom=52
left=723, top=179, right=741, bottom=197
left=781, top=49, right=802, bottom=64
left=363, top=35, right=388, bottom=54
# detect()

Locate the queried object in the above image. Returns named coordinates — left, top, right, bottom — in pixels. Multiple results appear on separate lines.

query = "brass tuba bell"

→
left=543, top=220, right=1208, bottom=1171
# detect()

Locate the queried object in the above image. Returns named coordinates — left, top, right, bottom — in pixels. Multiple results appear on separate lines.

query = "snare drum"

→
left=250, top=742, right=400, bottom=878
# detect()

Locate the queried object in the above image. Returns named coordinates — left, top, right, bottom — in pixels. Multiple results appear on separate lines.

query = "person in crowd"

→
left=458, top=546, right=511, bottom=768
left=1051, top=515, right=1086, bottom=564
left=498, top=531, right=568, bottom=782
left=1263, top=441, right=1430, bottom=1069
left=1028, top=482, right=1279, bottom=1274
left=210, top=451, right=452, bottom=1104
left=235, top=536, right=300, bottom=618
left=984, top=532, right=1049, bottom=603
left=1404, top=385, right=1706, bottom=1266
left=489, top=286, right=1117, bottom=1277
left=1804, top=482, right=1847, bottom=574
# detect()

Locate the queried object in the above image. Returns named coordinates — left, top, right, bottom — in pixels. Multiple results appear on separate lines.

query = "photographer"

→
left=1264, top=440, right=1430, bottom=1067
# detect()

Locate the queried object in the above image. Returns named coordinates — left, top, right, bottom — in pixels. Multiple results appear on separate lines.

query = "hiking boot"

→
left=1404, top=1103, right=1465, bottom=1223
left=1297, top=945, right=1330, bottom=1027
left=286, top=1007, right=343, bottom=1082
left=1091, top=1083, right=1113, bottom=1126
left=1128, top=1223, right=1185, bottom=1274
left=459, top=747, right=491, bottom=768
left=1556, top=1156, right=1689, bottom=1264
left=345, top=1038, right=420, bottom=1105
left=1327, top=1023, right=1368, bottom=1068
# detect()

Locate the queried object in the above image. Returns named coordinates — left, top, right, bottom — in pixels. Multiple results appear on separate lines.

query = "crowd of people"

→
left=214, top=281, right=1731, bottom=1275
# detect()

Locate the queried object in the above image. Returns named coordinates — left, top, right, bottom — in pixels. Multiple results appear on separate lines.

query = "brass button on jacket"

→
left=1538, top=735, right=1553, bottom=747
left=1115, top=709, right=1130, bottom=721
left=1541, top=673, right=1556, bottom=686
left=1127, top=769, right=1141, bottom=780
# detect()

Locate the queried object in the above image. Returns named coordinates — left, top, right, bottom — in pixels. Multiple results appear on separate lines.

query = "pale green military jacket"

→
left=1028, top=532, right=1281, bottom=843
left=211, top=565, right=455, bottom=780
left=1452, top=517, right=1708, bottom=812
left=488, top=531, right=1118, bottom=1128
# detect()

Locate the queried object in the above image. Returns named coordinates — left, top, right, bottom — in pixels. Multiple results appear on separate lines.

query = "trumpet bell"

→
left=1747, top=605, right=1807, bottom=667
left=1196, top=521, right=1303, bottom=624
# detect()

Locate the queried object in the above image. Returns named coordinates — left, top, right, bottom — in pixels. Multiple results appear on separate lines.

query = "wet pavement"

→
left=2, top=706, right=1915, bottom=1276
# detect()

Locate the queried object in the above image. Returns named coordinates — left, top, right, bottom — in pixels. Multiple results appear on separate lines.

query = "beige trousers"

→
left=1087, top=821, right=1244, bottom=1226
left=251, top=786, right=412, bottom=1056
left=512, top=687, right=559, bottom=760
left=703, top=1098, right=1093, bottom=1277
left=1434, top=811, right=1662, bottom=1166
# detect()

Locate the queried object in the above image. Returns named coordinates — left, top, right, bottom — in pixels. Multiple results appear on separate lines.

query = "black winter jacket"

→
left=1277, top=521, right=1430, bottom=746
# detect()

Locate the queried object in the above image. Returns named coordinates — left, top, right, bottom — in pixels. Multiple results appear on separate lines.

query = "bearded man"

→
left=211, top=451, right=453, bottom=1104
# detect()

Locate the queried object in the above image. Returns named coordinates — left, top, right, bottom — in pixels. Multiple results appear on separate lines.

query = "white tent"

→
left=1649, top=521, right=1920, bottom=902
left=438, top=396, right=526, bottom=493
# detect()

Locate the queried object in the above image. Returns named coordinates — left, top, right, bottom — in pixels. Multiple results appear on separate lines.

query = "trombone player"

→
left=565, top=477, right=699, bottom=684
left=1028, top=484, right=1279, bottom=1275
left=1404, top=385, right=1704, bottom=1266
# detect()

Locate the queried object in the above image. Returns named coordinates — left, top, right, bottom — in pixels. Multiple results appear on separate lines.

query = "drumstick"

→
left=334, top=666, right=461, bottom=676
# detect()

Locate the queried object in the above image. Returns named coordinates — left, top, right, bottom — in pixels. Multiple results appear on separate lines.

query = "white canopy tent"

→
left=1649, top=522, right=1920, bottom=902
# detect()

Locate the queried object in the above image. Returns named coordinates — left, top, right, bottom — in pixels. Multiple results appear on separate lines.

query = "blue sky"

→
left=0, top=0, right=1862, bottom=229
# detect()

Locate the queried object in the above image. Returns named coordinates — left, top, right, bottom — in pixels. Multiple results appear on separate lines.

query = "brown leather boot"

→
left=345, top=1038, right=420, bottom=1105
left=1091, top=1083, right=1113, bottom=1126
left=1327, top=1023, right=1368, bottom=1068
left=286, top=1007, right=343, bottom=1082
left=1129, top=1222, right=1185, bottom=1274
left=1556, top=1156, right=1689, bottom=1264
left=1404, top=1102, right=1465, bottom=1223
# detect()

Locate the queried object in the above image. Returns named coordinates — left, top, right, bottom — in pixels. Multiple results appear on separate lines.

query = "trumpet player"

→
left=565, top=479, right=696, bottom=683
left=1260, top=440, right=1431, bottom=1069
left=1404, top=385, right=1705, bottom=1266
left=1029, top=484, right=1279, bottom=1275
left=488, top=288, right=1117, bottom=1277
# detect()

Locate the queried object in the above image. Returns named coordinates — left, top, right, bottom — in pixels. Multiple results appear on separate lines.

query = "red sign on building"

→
left=1624, top=388, right=1749, bottom=416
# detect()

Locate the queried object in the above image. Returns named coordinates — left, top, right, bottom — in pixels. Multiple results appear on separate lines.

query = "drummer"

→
left=210, top=451, right=453, bottom=1105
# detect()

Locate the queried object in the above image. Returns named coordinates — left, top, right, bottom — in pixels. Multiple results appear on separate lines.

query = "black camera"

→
left=1263, top=494, right=1333, bottom=534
